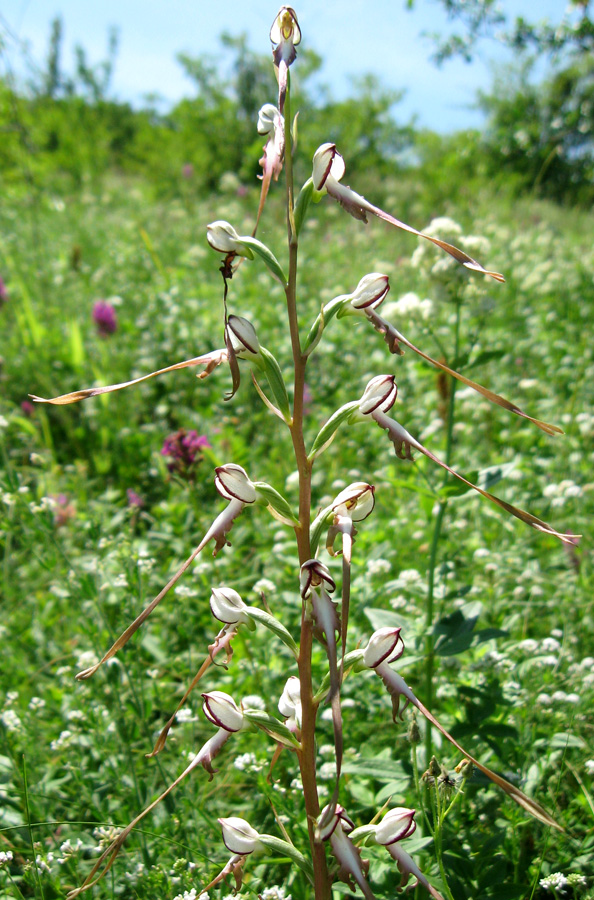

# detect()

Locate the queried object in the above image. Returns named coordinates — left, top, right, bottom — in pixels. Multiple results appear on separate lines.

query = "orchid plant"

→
left=32, top=7, right=575, bottom=899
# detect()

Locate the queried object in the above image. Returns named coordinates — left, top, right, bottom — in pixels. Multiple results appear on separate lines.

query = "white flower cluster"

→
left=382, top=291, right=433, bottom=321
left=543, top=480, right=583, bottom=507
left=0, top=850, right=13, bottom=867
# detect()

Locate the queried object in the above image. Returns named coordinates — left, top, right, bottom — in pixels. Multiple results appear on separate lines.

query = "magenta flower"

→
left=92, top=300, right=117, bottom=336
left=0, top=276, right=8, bottom=305
left=182, top=163, right=194, bottom=179
left=21, top=401, right=35, bottom=417
left=161, top=428, right=211, bottom=478
left=126, top=489, right=144, bottom=508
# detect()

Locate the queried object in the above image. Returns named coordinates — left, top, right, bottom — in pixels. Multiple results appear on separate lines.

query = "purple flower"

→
left=182, top=163, right=194, bottom=180
left=52, top=494, right=76, bottom=528
left=21, top=401, right=35, bottom=417
left=0, top=277, right=8, bottom=305
left=126, top=489, right=144, bottom=508
left=161, top=428, right=211, bottom=478
left=92, top=300, right=118, bottom=336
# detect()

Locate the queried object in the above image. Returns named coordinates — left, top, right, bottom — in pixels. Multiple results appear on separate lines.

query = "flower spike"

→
left=312, top=144, right=505, bottom=282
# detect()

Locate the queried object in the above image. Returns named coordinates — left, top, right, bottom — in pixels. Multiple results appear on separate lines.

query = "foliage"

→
left=1, top=7, right=594, bottom=900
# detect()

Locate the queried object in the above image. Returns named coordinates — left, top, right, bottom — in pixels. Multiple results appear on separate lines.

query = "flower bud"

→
left=227, top=315, right=261, bottom=358
left=214, top=464, right=257, bottom=504
left=257, top=103, right=282, bottom=135
left=331, top=482, right=375, bottom=521
left=359, top=375, right=398, bottom=416
left=218, top=816, right=263, bottom=855
left=348, top=273, right=390, bottom=313
left=206, top=221, right=253, bottom=258
left=375, top=807, right=416, bottom=846
left=210, top=587, right=250, bottom=625
left=363, top=627, right=405, bottom=668
left=300, top=559, right=336, bottom=599
left=202, top=691, right=244, bottom=732
left=278, top=675, right=301, bottom=729
left=312, top=143, right=346, bottom=192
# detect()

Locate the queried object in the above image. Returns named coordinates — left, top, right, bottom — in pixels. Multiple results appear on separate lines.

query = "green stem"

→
left=424, top=299, right=461, bottom=766
left=283, top=78, right=330, bottom=900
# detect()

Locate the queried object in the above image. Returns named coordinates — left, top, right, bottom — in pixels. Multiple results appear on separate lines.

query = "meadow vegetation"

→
left=1, top=8, right=594, bottom=900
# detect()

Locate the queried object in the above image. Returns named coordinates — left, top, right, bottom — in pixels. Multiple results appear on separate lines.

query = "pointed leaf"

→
left=308, top=402, right=360, bottom=459
left=259, top=347, right=291, bottom=419
left=239, top=236, right=287, bottom=284
left=245, top=607, right=298, bottom=657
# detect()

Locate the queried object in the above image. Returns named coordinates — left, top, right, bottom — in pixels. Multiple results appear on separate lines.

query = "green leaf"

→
left=259, top=347, right=291, bottom=420
left=309, top=506, right=334, bottom=557
left=341, top=756, right=407, bottom=782
left=466, top=348, right=507, bottom=371
left=293, top=177, right=314, bottom=238
left=243, top=710, right=301, bottom=748
left=308, top=402, right=360, bottom=459
left=245, top=606, right=298, bottom=657
left=303, top=296, right=347, bottom=355
left=549, top=732, right=585, bottom=749
left=259, top=834, right=314, bottom=878
left=239, top=236, right=287, bottom=284
left=254, top=481, right=299, bottom=526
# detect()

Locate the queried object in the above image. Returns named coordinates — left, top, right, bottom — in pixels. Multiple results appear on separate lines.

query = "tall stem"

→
left=424, top=299, right=461, bottom=765
left=283, top=81, right=331, bottom=900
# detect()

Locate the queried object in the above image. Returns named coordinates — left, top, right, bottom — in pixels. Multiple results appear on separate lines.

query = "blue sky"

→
left=1, top=0, right=567, bottom=132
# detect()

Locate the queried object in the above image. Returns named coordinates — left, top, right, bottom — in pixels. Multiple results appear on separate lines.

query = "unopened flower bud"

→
left=375, top=807, right=416, bottom=846
left=348, top=273, right=390, bottom=313
left=214, top=464, right=257, bottom=504
left=363, top=627, right=405, bottom=668
left=227, top=315, right=261, bottom=358
left=408, top=715, right=421, bottom=745
left=455, top=758, right=474, bottom=780
left=331, top=482, right=375, bottom=521
left=312, top=143, right=345, bottom=192
left=359, top=374, right=398, bottom=415
left=210, top=587, right=250, bottom=625
left=300, top=559, right=336, bottom=599
left=257, top=103, right=282, bottom=135
left=278, top=675, right=302, bottom=729
left=423, top=756, right=442, bottom=781
left=218, top=816, right=263, bottom=855
left=202, top=691, right=245, bottom=732
left=206, top=221, right=253, bottom=258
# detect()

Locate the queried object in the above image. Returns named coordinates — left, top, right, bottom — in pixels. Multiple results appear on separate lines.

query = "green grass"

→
left=1, top=171, right=593, bottom=900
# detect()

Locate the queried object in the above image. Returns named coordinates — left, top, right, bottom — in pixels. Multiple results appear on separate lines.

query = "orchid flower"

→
left=372, top=808, right=444, bottom=900
left=75, top=464, right=257, bottom=680
left=319, top=805, right=375, bottom=900
left=302, top=560, right=343, bottom=826
left=367, top=402, right=575, bottom=544
left=305, top=272, right=562, bottom=435
left=269, top=6, right=301, bottom=114
left=362, top=627, right=562, bottom=830
left=254, top=103, right=285, bottom=234
left=312, top=144, right=504, bottom=282
left=66, top=693, right=246, bottom=899
left=29, top=314, right=264, bottom=406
